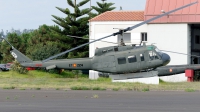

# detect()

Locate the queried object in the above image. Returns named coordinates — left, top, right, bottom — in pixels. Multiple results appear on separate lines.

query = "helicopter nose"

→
left=161, top=53, right=170, bottom=66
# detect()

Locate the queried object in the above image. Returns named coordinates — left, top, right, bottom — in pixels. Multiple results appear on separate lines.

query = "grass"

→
left=1, top=71, right=200, bottom=91
left=185, top=88, right=196, bottom=92
left=70, top=86, right=91, bottom=90
left=142, top=88, right=150, bottom=92
left=35, top=88, right=41, bottom=90
left=92, top=94, right=99, bottom=98
left=92, top=87, right=106, bottom=90
left=6, top=97, right=10, bottom=100
left=112, top=88, right=120, bottom=91
left=3, top=86, right=15, bottom=89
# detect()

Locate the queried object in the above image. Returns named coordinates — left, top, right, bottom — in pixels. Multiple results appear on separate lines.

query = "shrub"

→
left=11, top=60, right=28, bottom=74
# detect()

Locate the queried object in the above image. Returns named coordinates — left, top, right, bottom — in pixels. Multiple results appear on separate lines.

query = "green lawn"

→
left=0, top=70, right=200, bottom=91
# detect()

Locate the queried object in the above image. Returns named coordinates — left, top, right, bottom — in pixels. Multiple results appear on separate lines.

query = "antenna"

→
left=120, top=6, right=123, bottom=10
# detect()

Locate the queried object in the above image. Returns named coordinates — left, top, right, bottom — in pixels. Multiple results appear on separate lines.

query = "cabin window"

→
left=117, top=33, right=131, bottom=43
left=141, top=32, right=147, bottom=41
left=128, top=55, right=137, bottom=63
left=195, top=35, right=200, bottom=44
left=102, top=50, right=107, bottom=53
left=140, top=54, right=144, bottom=61
left=149, top=51, right=159, bottom=60
left=118, top=57, right=126, bottom=64
left=114, top=47, right=118, bottom=51
left=108, top=49, right=113, bottom=52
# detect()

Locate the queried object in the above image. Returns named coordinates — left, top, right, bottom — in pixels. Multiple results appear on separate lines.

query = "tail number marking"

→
left=69, top=64, right=83, bottom=68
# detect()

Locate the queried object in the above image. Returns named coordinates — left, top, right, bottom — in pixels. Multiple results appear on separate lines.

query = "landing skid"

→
left=109, top=71, right=158, bottom=80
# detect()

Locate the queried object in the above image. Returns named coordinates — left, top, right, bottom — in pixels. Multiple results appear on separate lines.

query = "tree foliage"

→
left=0, top=0, right=116, bottom=64
left=91, top=1, right=116, bottom=16
left=51, top=0, right=91, bottom=58
left=26, top=25, right=70, bottom=60
left=27, top=42, right=61, bottom=61
left=0, top=32, right=30, bottom=63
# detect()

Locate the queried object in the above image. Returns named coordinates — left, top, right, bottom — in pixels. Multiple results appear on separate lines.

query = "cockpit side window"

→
left=140, top=54, right=144, bottom=61
left=149, top=51, right=159, bottom=60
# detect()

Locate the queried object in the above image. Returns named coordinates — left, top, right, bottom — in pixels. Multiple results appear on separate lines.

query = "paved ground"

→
left=0, top=89, right=200, bottom=112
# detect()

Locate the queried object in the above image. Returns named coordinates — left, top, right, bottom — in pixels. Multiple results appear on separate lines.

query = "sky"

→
left=0, top=0, right=146, bottom=31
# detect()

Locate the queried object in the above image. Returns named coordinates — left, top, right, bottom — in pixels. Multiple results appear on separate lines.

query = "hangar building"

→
left=89, top=0, right=200, bottom=83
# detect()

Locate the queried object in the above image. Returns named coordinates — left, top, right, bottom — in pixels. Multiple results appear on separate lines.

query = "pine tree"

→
left=92, top=1, right=116, bottom=16
left=26, top=25, right=69, bottom=60
left=51, top=0, right=92, bottom=58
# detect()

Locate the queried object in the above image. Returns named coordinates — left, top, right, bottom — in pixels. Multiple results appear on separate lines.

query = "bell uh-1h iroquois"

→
left=2, top=1, right=200, bottom=79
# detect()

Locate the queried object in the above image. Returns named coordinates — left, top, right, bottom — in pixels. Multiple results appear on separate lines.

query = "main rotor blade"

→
left=42, top=1, right=198, bottom=62
left=67, top=35, right=118, bottom=44
left=160, top=50, right=200, bottom=58
left=42, top=34, right=114, bottom=62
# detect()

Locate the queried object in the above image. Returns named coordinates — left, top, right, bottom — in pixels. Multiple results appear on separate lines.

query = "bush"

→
left=11, top=60, right=28, bottom=74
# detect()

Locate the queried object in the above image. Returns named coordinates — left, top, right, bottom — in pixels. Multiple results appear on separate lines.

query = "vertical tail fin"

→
left=1, top=37, right=33, bottom=64
left=10, top=47, right=33, bottom=63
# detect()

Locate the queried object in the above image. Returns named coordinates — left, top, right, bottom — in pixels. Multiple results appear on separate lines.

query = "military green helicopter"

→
left=2, top=1, right=200, bottom=79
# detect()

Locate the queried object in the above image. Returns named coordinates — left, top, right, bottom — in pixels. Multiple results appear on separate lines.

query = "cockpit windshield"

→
left=149, top=51, right=159, bottom=60
left=155, top=48, right=163, bottom=57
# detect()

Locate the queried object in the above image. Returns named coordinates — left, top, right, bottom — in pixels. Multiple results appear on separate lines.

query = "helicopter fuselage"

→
left=91, top=45, right=170, bottom=73
left=18, top=44, right=170, bottom=74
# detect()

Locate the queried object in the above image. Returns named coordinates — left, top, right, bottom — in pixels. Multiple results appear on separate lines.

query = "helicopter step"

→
left=109, top=71, right=158, bottom=80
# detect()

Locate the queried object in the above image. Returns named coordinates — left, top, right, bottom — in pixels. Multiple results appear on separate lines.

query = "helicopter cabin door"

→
left=100, top=55, right=116, bottom=73
left=138, top=51, right=149, bottom=71
left=126, top=53, right=139, bottom=72
left=115, top=54, right=128, bottom=73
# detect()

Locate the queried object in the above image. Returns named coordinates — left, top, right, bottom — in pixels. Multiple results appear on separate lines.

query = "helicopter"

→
left=2, top=1, right=200, bottom=79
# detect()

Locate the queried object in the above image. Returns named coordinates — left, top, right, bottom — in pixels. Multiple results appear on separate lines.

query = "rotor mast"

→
left=113, top=28, right=126, bottom=46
